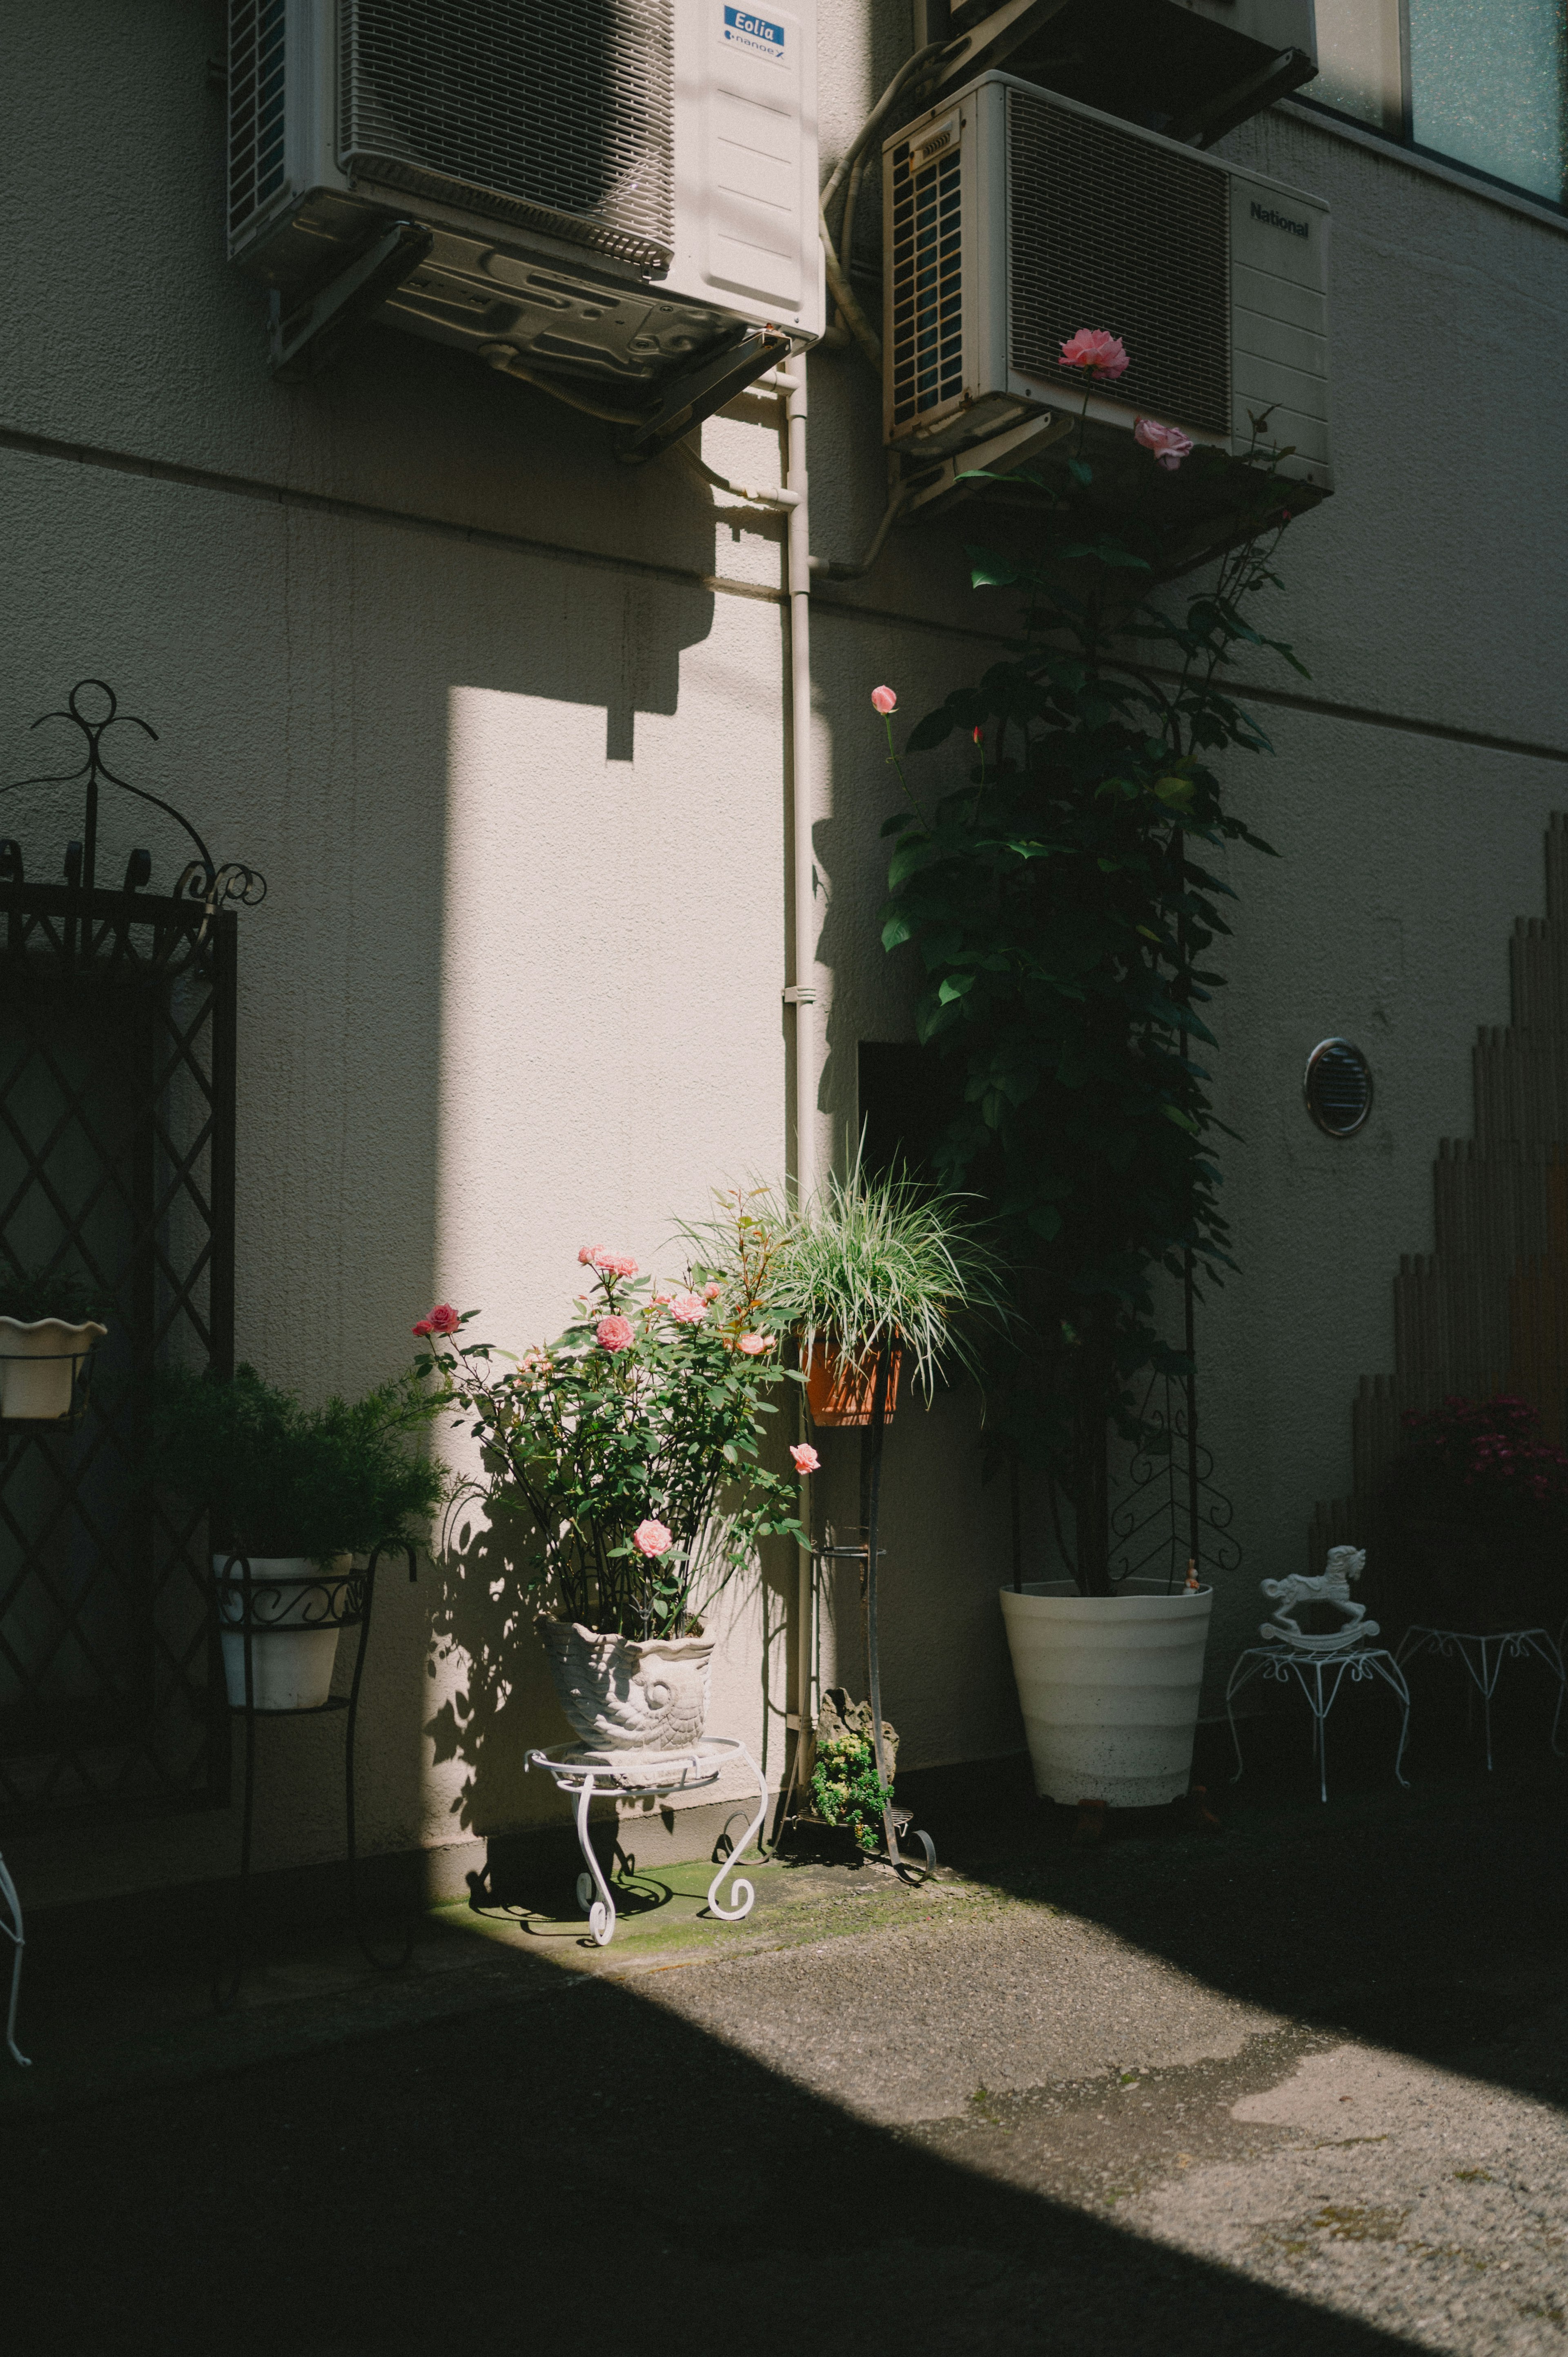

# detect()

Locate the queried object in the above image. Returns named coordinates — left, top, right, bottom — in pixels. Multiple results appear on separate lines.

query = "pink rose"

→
left=703, top=1282, right=722, bottom=1301
left=427, top=1303, right=461, bottom=1336
left=412, top=1319, right=434, bottom=1339
left=633, top=1519, right=673, bottom=1557
left=578, top=1244, right=605, bottom=1266
left=737, top=1332, right=772, bottom=1356
left=1134, top=416, right=1194, bottom=472
left=595, top=1252, right=639, bottom=1278
left=1058, top=328, right=1130, bottom=381
left=790, top=1443, right=821, bottom=1474
left=668, top=1291, right=707, bottom=1325
left=595, top=1315, right=635, bottom=1352
left=871, top=686, right=897, bottom=715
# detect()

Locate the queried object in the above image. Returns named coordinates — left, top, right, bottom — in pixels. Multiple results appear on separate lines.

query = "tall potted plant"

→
left=765, top=1163, right=1008, bottom=1860
left=873, top=331, right=1309, bottom=1809
left=149, top=1364, right=447, bottom=1710
left=418, top=1204, right=806, bottom=1756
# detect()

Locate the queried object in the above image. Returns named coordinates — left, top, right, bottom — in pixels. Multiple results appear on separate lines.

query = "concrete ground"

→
left=3, top=1691, right=1567, bottom=2356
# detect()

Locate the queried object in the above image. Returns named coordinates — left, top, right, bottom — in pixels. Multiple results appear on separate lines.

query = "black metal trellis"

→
left=0, top=682, right=264, bottom=1822
left=1109, top=1361, right=1242, bottom=1592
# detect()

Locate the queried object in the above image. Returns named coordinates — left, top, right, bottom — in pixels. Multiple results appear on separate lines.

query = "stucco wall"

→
left=3, top=4, right=1568, bottom=1908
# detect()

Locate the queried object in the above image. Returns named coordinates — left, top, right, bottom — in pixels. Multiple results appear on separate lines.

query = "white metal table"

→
left=526, top=1736, right=768, bottom=1948
left=0, top=1847, right=29, bottom=2065
left=1227, top=1642, right=1412, bottom=1805
left=1394, top=1624, right=1566, bottom=1771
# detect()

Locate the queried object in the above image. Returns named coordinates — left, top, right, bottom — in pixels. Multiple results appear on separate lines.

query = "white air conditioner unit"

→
left=884, top=75, right=1330, bottom=508
left=226, top=0, right=823, bottom=451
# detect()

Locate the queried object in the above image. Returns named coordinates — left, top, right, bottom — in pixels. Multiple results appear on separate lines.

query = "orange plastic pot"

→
left=804, top=1340, right=902, bottom=1428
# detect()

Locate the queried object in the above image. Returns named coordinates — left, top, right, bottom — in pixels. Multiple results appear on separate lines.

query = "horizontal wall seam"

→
left=5, top=423, right=1565, bottom=767
left=0, top=423, right=784, bottom=609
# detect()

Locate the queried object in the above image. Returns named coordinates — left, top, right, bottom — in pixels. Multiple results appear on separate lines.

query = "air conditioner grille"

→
left=1007, top=90, right=1230, bottom=437
left=341, top=0, right=675, bottom=273
left=889, top=138, right=964, bottom=430
left=227, top=0, right=288, bottom=244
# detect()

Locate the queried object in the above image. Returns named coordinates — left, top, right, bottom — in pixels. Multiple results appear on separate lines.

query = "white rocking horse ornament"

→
left=1259, top=1546, right=1378, bottom=1654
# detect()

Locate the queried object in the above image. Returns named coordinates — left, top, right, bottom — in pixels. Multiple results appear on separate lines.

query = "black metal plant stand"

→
left=212, top=1541, right=418, bottom=2010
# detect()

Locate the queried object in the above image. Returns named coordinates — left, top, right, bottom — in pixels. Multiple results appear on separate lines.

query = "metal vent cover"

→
left=1007, top=89, right=1231, bottom=437
left=341, top=0, right=675, bottom=274
left=1304, top=1038, right=1373, bottom=1137
left=889, top=133, right=964, bottom=430
left=227, top=0, right=289, bottom=244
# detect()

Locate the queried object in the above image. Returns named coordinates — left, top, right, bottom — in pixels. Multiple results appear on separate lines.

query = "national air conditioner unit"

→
left=226, top=1, right=823, bottom=456
left=883, top=75, right=1331, bottom=513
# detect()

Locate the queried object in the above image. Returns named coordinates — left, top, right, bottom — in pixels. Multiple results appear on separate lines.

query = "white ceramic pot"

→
left=0, top=1317, right=107, bottom=1419
left=1000, top=1577, right=1214, bottom=1808
left=536, top=1618, right=715, bottom=1755
left=213, top=1555, right=354, bottom=1711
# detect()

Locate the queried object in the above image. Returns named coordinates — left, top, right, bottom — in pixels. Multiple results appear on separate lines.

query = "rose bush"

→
left=415, top=1198, right=804, bottom=1639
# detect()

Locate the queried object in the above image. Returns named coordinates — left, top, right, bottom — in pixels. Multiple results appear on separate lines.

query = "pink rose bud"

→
left=972, top=726, right=983, bottom=745
left=790, top=1443, right=821, bottom=1474
left=578, top=1245, right=604, bottom=1266
left=668, top=1291, right=707, bottom=1325
left=428, top=1303, right=461, bottom=1336
left=595, top=1314, right=635, bottom=1353
left=871, top=686, right=897, bottom=715
left=1133, top=416, right=1194, bottom=472
left=1058, top=328, right=1130, bottom=381
left=737, top=1332, right=771, bottom=1356
left=633, top=1518, right=674, bottom=1557
left=703, top=1282, right=722, bottom=1301
left=412, top=1319, right=434, bottom=1338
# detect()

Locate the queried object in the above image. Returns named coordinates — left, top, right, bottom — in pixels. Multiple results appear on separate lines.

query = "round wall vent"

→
left=1304, top=1038, right=1373, bottom=1137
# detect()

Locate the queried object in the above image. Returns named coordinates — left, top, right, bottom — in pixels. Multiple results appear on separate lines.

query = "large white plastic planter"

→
left=1000, top=1577, right=1214, bottom=1807
left=214, top=1556, right=354, bottom=1712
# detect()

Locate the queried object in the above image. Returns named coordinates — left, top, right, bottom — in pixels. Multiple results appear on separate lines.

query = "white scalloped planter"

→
left=537, top=1619, right=715, bottom=1754
left=1000, top=1577, right=1214, bottom=1808
left=0, top=1317, right=107, bottom=1419
left=214, top=1556, right=354, bottom=1712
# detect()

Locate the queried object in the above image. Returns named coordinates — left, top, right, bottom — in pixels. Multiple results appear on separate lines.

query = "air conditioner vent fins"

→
left=228, top=0, right=288, bottom=243
left=340, top=0, right=676, bottom=273
left=1007, top=87, right=1231, bottom=436
left=889, top=137, right=964, bottom=430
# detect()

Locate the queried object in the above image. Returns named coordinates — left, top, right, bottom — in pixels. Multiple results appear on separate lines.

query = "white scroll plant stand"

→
left=526, top=1737, right=767, bottom=1946
left=1394, top=1624, right=1566, bottom=1771
left=1227, top=1548, right=1412, bottom=1805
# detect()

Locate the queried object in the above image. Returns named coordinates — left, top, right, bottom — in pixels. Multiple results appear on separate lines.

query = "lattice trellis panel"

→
left=0, top=883, right=236, bottom=1819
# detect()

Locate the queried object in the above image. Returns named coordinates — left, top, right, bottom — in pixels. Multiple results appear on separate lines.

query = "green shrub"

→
left=148, top=1363, right=446, bottom=1565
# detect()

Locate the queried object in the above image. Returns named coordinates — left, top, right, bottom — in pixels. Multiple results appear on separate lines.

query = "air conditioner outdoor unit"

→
left=883, top=74, right=1331, bottom=517
left=226, top=0, right=823, bottom=453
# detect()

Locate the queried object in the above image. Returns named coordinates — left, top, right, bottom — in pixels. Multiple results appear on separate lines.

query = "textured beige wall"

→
left=4, top=5, right=1568, bottom=1908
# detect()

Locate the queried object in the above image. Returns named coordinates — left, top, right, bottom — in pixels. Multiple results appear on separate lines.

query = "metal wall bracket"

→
left=615, top=329, right=794, bottom=465
left=269, top=221, right=435, bottom=383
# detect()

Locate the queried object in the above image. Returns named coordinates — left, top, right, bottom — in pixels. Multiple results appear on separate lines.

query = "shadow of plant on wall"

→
left=423, top=1494, right=574, bottom=1842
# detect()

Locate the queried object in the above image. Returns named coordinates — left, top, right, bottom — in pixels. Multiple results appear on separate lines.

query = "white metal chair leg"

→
left=0, top=1851, right=31, bottom=2066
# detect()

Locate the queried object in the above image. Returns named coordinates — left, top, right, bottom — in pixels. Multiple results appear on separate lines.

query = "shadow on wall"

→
left=423, top=1503, right=573, bottom=1844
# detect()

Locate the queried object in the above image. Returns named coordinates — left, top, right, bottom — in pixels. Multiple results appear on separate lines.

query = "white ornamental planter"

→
left=1000, top=1577, right=1214, bottom=1808
left=537, top=1618, right=715, bottom=1757
left=0, top=1317, right=107, bottom=1419
left=214, top=1555, right=354, bottom=1712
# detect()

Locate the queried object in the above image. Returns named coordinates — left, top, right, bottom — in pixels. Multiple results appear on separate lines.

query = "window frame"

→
left=1297, top=0, right=1568, bottom=221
